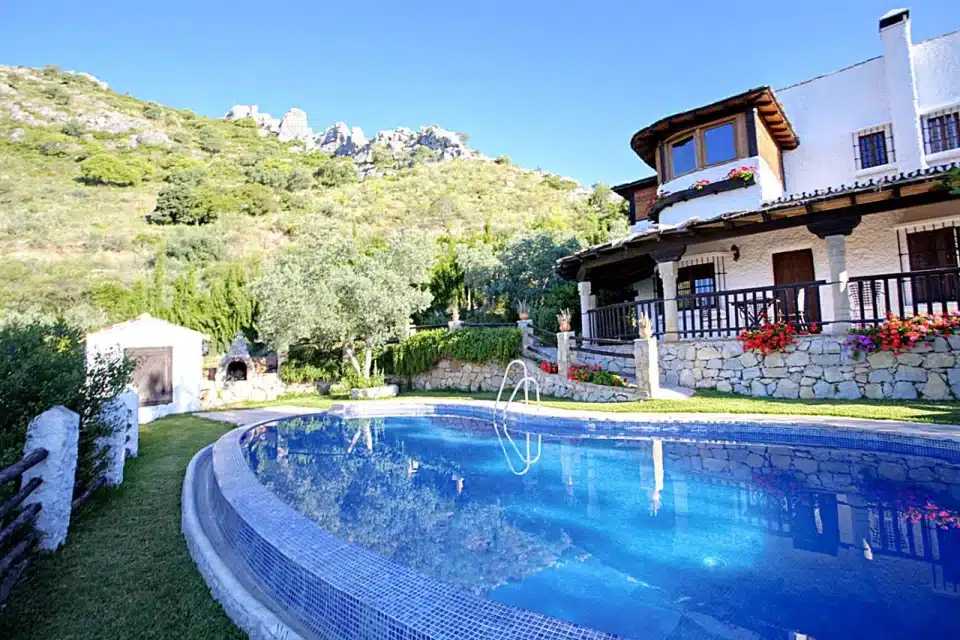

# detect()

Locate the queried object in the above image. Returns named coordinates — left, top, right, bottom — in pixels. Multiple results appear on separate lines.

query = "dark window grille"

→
left=677, top=263, right=716, bottom=310
left=923, top=112, right=960, bottom=155
left=855, top=129, right=893, bottom=170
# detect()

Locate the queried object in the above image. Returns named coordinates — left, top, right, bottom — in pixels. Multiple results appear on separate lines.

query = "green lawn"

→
left=231, top=389, right=960, bottom=425
left=0, top=415, right=242, bottom=640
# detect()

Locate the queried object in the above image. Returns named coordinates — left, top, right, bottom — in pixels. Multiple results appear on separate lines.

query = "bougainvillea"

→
left=567, top=363, right=627, bottom=387
left=738, top=321, right=800, bottom=355
left=846, top=312, right=960, bottom=356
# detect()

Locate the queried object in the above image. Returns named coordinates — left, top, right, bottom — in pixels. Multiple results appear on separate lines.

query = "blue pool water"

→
left=245, top=414, right=960, bottom=639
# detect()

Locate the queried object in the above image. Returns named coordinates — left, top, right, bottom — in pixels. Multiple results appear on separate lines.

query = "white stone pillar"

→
left=557, top=331, right=576, bottom=378
left=825, top=234, right=852, bottom=335
left=21, top=406, right=80, bottom=551
left=879, top=9, right=925, bottom=172
left=517, top=319, right=533, bottom=358
left=634, top=337, right=661, bottom=399
left=578, top=281, right=595, bottom=340
left=119, top=387, right=139, bottom=458
left=447, top=320, right=462, bottom=331
left=658, top=261, right=680, bottom=342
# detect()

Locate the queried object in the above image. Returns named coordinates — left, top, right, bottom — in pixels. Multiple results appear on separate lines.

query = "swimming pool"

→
left=190, top=403, right=960, bottom=639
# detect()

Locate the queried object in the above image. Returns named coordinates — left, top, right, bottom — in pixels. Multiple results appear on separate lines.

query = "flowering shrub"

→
left=539, top=360, right=558, bottom=374
left=845, top=312, right=960, bottom=356
left=693, top=178, right=711, bottom=190
left=567, top=363, right=627, bottom=387
left=726, top=165, right=756, bottom=182
left=739, top=321, right=796, bottom=355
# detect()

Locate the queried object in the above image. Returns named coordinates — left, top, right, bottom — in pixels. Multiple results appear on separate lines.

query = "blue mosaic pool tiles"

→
left=210, top=403, right=960, bottom=640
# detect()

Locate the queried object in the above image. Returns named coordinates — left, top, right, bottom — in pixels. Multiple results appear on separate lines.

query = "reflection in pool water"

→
left=245, top=414, right=960, bottom=639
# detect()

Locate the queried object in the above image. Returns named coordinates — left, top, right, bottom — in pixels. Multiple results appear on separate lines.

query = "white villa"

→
left=560, top=9, right=960, bottom=342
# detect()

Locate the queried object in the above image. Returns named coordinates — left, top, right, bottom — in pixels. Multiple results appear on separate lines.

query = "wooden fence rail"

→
left=0, top=447, right=48, bottom=604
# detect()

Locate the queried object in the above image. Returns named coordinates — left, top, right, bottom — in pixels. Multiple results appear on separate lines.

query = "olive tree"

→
left=255, top=224, right=435, bottom=379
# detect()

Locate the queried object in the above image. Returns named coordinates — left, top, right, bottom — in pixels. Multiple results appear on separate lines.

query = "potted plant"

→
left=557, top=308, right=573, bottom=333
left=516, top=299, right=530, bottom=321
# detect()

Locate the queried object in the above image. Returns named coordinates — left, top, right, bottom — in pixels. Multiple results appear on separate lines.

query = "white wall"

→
left=658, top=156, right=780, bottom=227
left=86, top=317, right=205, bottom=424
left=914, top=31, right=960, bottom=112
left=777, top=57, right=893, bottom=195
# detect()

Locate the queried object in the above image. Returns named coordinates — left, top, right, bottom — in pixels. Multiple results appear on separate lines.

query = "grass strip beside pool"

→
left=230, top=389, right=960, bottom=425
left=0, top=415, right=243, bottom=640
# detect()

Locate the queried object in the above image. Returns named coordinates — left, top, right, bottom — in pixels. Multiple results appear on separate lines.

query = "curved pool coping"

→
left=185, top=400, right=960, bottom=640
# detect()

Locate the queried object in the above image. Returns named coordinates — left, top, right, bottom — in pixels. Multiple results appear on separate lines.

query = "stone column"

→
left=557, top=331, right=576, bottom=378
left=825, top=234, right=852, bottom=335
left=634, top=336, right=661, bottom=399
left=447, top=320, right=463, bottom=331
left=577, top=281, right=595, bottom=340
left=658, top=261, right=680, bottom=342
left=21, top=406, right=80, bottom=551
left=517, top=319, right=533, bottom=358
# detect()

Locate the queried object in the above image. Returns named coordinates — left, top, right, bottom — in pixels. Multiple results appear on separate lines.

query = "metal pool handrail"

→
left=493, top=359, right=542, bottom=475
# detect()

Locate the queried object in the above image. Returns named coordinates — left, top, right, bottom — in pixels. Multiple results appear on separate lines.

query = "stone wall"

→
left=407, top=358, right=642, bottom=403
left=201, top=373, right=285, bottom=408
left=659, top=334, right=960, bottom=400
left=574, top=344, right=636, bottom=378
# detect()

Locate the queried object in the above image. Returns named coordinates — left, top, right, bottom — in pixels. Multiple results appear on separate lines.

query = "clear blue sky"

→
left=2, top=1, right=958, bottom=186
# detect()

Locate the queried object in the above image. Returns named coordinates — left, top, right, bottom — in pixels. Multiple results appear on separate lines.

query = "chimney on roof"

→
left=879, top=8, right=926, bottom=172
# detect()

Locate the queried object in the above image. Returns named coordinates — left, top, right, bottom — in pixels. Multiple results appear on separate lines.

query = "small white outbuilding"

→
left=86, top=314, right=206, bottom=424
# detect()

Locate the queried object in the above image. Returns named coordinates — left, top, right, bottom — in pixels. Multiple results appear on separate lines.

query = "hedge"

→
left=381, top=327, right=521, bottom=376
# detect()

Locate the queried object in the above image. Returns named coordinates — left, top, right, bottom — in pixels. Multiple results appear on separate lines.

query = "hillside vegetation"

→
left=0, top=65, right=625, bottom=333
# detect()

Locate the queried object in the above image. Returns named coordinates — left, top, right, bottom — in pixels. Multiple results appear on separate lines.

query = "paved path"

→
left=198, top=405, right=321, bottom=427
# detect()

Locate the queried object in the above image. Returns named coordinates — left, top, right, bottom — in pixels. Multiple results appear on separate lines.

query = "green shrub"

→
left=143, top=103, right=163, bottom=119
left=197, top=126, right=225, bottom=154
left=163, top=226, right=227, bottom=265
left=314, top=156, right=356, bottom=187
left=494, top=155, right=511, bottom=165
left=541, top=174, right=578, bottom=191
left=383, top=329, right=447, bottom=376
left=162, top=156, right=207, bottom=186
left=341, top=368, right=386, bottom=389
left=279, top=363, right=331, bottom=384
left=42, top=84, right=70, bottom=105
left=380, top=327, right=521, bottom=376
left=286, top=166, right=313, bottom=192
left=80, top=153, right=148, bottom=186
left=61, top=120, right=86, bottom=138
left=238, top=183, right=278, bottom=216
left=245, top=157, right=291, bottom=188
left=0, top=321, right=134, bottom=499
left=150, top=184, right=199, bottom=224
left=444, top=327, right=521, bottom=364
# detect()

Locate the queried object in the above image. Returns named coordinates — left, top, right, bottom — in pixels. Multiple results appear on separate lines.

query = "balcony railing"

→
left=587, top=267, right=960, bottom=341
left=848, top=267, right=960, bottom=324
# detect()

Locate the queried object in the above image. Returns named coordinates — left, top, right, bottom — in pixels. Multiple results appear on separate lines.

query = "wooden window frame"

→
left=661, top=115, right=747, bottom=182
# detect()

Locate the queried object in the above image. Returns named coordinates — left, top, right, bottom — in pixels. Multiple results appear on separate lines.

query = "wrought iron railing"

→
left=588, top=281, right=825, bottom=340
left=848, top=266, right=960, bottom=325
left=0, top=447, right=48, bottom=604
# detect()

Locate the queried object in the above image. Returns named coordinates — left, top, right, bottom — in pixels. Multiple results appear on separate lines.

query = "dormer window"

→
left=663, top=116, right=746, bottom=180
left=670, top=136, right=697, bottom=176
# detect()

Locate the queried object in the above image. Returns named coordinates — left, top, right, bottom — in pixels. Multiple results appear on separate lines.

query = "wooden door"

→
left=907, top=228, right=958, bottom=303
left=125, top=347, right=173, bottom=407
left=772, top=249, right=820, bottom=328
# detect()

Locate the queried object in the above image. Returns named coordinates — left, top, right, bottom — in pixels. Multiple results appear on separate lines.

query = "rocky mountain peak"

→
left=223, top=105, right=478, bottom=167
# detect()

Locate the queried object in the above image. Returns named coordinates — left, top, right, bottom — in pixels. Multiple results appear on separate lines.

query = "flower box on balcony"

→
left=647, top=174, right=757, bottom=222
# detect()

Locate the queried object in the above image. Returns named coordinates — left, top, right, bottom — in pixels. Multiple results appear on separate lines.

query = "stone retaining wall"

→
left=659, top=334, right=960, bottom=400
left=574, top=344, right=636, bottom=378
left=408, top=358, right=642, bottom=402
